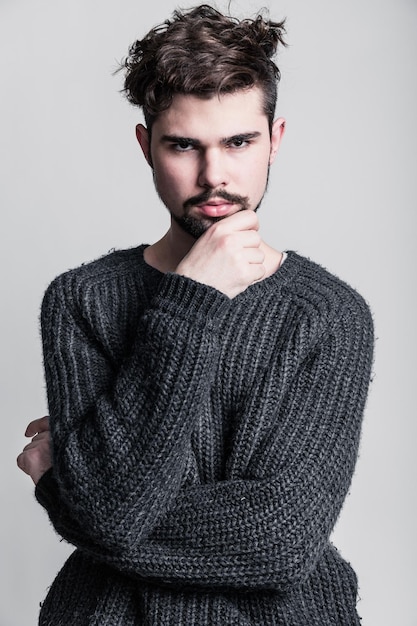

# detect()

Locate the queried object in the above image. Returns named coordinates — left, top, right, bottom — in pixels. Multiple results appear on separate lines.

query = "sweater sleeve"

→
left=36, top=268, right=230, bottom=552
left=99, top=301, right=373, bottom=591
left=37, top=286, right=374, bottom=592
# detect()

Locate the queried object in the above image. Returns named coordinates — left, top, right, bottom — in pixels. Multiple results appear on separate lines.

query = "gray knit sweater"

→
left=35, top=245, right=374, bottom=625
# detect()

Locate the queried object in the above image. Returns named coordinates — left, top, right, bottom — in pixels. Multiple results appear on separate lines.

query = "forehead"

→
left=152, top=87, right=268, bottom=139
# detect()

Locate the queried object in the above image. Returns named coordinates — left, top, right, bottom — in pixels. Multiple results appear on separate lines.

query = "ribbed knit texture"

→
left=35, top=245, right=374, bottom=625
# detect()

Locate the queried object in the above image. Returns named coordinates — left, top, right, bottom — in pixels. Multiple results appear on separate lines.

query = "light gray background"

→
left=1, top=1, right=416, bottom=624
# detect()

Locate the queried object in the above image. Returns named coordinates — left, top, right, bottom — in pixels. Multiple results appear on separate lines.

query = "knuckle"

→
left=218, top=233, right=234, bottom=251
left=211, top=220, right=227, bottom=235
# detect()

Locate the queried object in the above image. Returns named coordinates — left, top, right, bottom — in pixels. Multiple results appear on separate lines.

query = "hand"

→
left=176, top=211, right=265, bottom=298
left=17, top=416, right=52, bottom=485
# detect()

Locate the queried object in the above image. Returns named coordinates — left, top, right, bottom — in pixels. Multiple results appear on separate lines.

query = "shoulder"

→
left=282, top=251, right=373, bottom=327
left=40, top=245, right=157, bottom=331
left=269, top=252, right=374, bottom=360
left=42, top=246, right=147, bottom=304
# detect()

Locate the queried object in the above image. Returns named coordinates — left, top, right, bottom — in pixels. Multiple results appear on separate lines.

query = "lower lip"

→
left=198, top=203, right=234, bottom=217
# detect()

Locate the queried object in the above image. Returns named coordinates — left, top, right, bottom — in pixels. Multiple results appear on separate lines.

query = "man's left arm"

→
left=104, top=301, right=373, bottom=592
left=17, top=416, right=51, bottom=484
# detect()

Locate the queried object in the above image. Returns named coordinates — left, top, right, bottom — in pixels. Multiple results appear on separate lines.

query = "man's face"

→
left=137, top=87, right=284, bottom=238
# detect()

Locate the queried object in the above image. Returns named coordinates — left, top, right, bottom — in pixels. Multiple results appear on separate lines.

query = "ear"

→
left=269, top=117, right=286, bottom=165
left=136, top=124, right=153, bottom=167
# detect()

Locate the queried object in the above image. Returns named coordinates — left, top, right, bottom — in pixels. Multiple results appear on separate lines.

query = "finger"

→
left=240, top=230, right=262, bottom=249
left=251, top=263, right=266, bottom=282
left=233, top=210, right=259, bottom=230
left=245, top=248, right=265, bottom=264
left=30, top=431, right=50, bottom=443
left=16, top=447, right=52, bottom=484
left=25, top=416, right=50, bottom=437
left=21, top=440, right=41, bottom=453
left=219, top=210, right=259, bottom=231
left=22, top=433, right=50, bottom=451
left=16, top=452, right=29, bottom=475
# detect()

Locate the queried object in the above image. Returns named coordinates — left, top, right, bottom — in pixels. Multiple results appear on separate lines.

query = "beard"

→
left=173, top=188, right=249, bottom=238
left=154, top=169, right=270, bottom=240
left=173, top=180, right=269, bottom=239
left=172, top=213, right=227, bottom=239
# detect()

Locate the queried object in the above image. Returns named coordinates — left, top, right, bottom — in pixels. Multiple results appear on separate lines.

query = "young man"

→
left=17, top=5, right=374, bottom=625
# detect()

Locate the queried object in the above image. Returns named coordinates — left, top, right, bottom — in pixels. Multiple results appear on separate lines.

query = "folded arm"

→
left=37, top=269, right=229, bottom=551
left=36, top=295, right=374, bottom=592
left=96, top=304, right=374, bottom=591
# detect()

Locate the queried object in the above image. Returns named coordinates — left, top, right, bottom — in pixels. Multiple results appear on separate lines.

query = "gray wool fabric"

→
left=35, top=245, right=374, bottom=625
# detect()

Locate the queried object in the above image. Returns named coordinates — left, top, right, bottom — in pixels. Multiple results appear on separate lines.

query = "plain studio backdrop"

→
left=1, top=0, right=416, bottom=624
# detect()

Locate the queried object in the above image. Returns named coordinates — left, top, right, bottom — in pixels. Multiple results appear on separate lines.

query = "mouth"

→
left=196, top=201, right=235, bottom=218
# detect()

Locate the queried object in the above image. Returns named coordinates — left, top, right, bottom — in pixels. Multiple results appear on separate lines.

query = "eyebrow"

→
left=160, top=131, right=262, bottom=146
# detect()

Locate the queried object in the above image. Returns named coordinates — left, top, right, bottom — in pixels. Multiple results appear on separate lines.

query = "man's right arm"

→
left=35, top=266, right=229, bottom=553
left=27, top=211, right=271, bottom=557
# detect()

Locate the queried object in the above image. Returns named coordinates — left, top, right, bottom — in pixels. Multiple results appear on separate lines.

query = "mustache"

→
left=183, top=189, right=249, bottom=211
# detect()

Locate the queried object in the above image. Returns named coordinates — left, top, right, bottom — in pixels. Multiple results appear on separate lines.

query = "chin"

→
left=173, top=214, right=224, bottom=239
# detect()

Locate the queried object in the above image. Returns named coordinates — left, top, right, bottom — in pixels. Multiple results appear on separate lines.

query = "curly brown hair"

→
left=120, top=4, right=286, bottom=133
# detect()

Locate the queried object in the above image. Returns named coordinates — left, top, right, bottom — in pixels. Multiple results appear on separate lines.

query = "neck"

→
left=144, top=220, right=196, bottom=273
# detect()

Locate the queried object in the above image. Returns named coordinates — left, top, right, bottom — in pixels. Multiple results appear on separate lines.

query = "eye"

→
left=172, top=139, right=195, bottom=152
left=228, top=137, right=250, bottom=149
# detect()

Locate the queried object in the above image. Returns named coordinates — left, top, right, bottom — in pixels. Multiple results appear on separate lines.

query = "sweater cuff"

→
left=152, top=272, right=231, bottom=323
left=35, top=467, right=61, bottom=512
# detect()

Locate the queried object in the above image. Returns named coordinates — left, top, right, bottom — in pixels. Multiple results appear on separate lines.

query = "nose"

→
left=197, top=148, right=229, bottom=189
